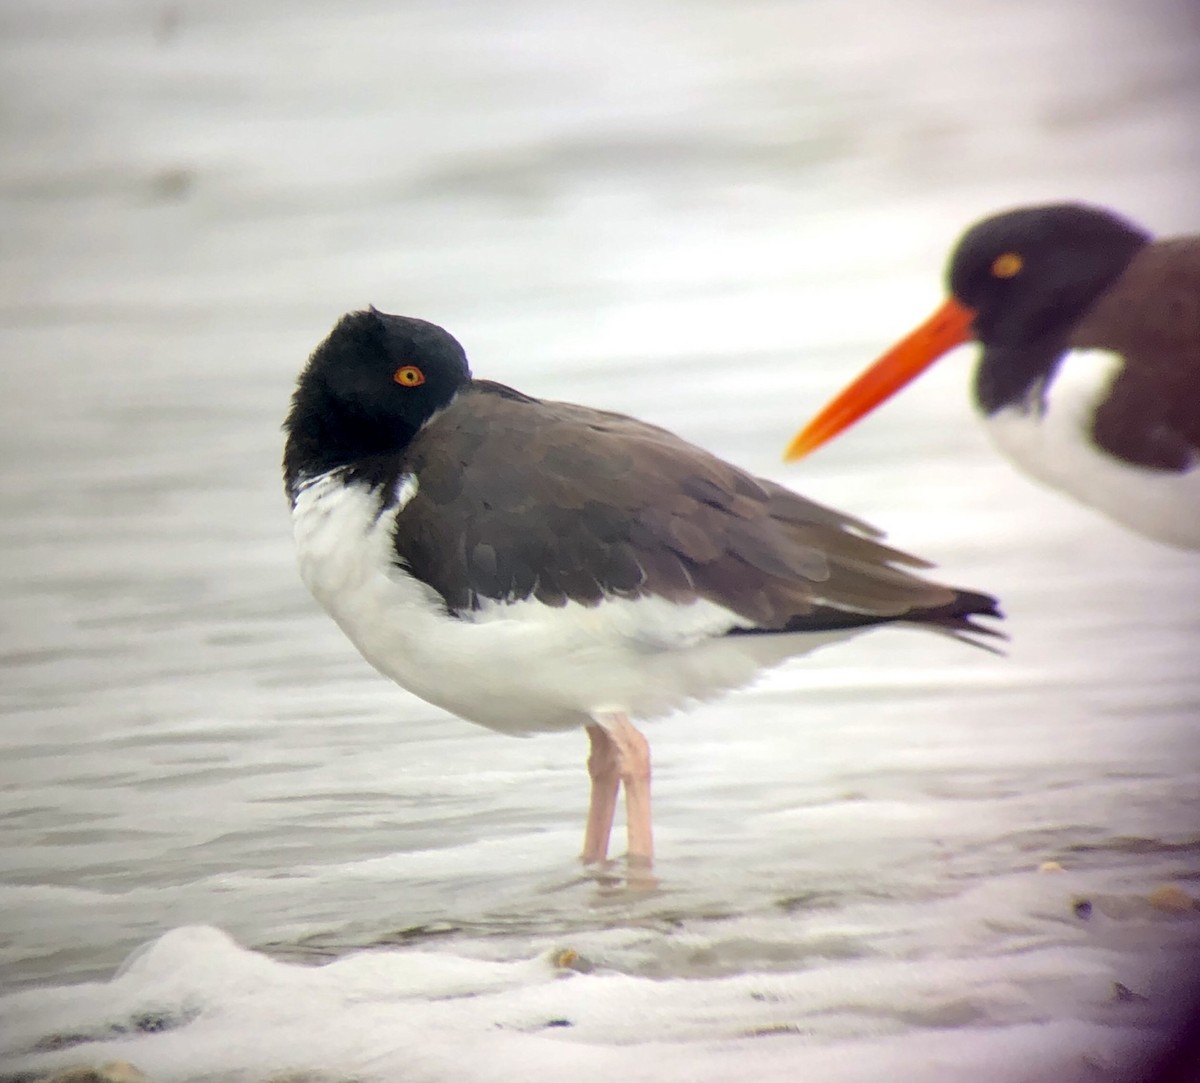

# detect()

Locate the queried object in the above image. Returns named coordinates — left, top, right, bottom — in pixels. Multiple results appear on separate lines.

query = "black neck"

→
left=283, top=379, right=420, bottom=499
left=972, top=338, right=1063, bottom=415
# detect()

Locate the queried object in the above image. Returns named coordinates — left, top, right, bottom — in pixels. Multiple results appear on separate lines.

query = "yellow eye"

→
left=393, top=365, right=425, bottom=387
left=991, top=252, right=1023, bottom=278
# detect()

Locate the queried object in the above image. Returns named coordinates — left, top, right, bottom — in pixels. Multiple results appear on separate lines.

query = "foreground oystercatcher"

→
left=785, top=203, right=1200, bottom=550
left=284, top=309, right=1001, bottom=872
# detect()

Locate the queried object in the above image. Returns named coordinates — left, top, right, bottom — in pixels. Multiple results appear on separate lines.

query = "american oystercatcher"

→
left=284, top=309, right=1001, bottom=872
left=785, top=203, right=1200, bottom=550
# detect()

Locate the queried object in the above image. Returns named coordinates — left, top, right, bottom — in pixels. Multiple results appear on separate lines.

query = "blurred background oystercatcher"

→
left=786, top=204, right=1200, bottom=550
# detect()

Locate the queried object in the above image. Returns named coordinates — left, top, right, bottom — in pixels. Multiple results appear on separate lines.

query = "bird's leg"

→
left=581, top=723, right=620, bottom=865
left=582, top=713, right=654, bottom=872
left=606, top=713, right=653, bottom=868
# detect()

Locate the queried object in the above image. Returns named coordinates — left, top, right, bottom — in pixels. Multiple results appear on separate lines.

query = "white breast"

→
left=981, top=349, right=1200, bottom=550
left=291, top=472, right=859, bottom=736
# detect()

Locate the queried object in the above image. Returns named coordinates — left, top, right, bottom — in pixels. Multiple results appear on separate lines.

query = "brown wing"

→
left=393, top=381, right=994, bottom=633
left=1071, top=237, right=1200, bottom=470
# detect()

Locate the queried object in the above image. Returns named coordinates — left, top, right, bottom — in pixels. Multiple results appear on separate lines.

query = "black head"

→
left=947, top=203, right=1151, bottom=349
left=283, top=309, right=472, bottom=489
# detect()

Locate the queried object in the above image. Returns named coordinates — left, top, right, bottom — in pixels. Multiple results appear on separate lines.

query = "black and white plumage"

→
left=284, top=309, right=1002, bottom=870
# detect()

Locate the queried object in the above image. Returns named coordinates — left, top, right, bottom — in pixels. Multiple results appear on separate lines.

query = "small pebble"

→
left=1038, top=860, right=1065, bottom=873
left=551, top=947, right=593, bottom=973
left=37, top=1064, right=148, bottom=1083
left=1148, top=884, right=1195, bottom=914
left=1113, top=981, right=1150, bottom=1003
left=1073, top=898, right=1093, bottom=919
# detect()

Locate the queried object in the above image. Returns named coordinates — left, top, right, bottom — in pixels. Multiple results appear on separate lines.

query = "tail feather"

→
left=729, top=587, right=1005, bottom=651
left=910, top=587, right=1006, bottom=652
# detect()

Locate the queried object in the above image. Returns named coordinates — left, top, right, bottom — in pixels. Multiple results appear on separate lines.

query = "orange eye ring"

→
left=393, top=365, right=425, bottom=387
left=991, top=252, right=1023, bottom=278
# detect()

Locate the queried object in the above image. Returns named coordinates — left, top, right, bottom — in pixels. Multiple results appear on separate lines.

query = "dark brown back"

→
left=391, top=381, right=997, bottom=637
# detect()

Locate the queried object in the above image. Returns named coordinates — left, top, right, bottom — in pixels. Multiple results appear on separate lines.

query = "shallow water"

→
left=2, top=0, right=1200, bottom=1080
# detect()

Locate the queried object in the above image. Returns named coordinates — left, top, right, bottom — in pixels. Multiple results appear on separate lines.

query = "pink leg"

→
left=607, top=714, right=653, bottom=867
left=581, top=723, right=620, bottom=865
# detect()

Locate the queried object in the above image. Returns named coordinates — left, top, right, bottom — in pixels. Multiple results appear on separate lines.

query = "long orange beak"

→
left=784, top=296, right=976, bottom=461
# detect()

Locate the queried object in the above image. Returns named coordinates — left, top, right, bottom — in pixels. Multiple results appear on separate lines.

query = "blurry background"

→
left=1, top=1, right=1199, bottom=1080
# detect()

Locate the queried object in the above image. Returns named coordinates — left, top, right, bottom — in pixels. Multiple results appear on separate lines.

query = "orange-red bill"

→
left=784, top=296, right=977, bottom=461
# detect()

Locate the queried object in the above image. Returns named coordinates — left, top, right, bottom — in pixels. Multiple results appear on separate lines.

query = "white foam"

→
left=2, top=902, right=1195, bottom=1083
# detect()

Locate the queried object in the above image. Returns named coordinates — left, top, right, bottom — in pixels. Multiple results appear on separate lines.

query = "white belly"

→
left=982, top=349, right=1200, bottom=550
left=291, top=473, right=858, bottom=736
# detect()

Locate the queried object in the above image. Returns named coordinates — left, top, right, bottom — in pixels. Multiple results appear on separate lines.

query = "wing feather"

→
left=393, top=383, right=990, bottom=633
